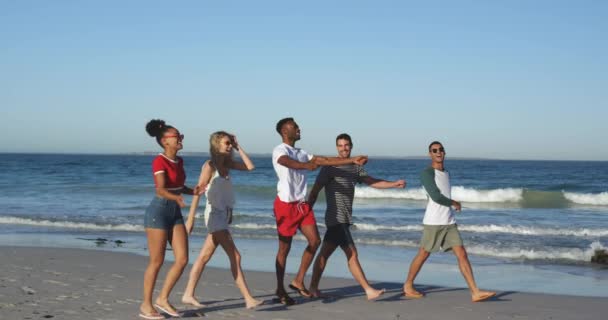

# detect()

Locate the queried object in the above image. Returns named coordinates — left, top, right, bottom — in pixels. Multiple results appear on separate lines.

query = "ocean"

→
left=1, top=153, right=607, bottom=296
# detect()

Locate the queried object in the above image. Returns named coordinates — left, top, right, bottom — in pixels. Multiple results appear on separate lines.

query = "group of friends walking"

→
left=138, top=117, right=496, bottom=319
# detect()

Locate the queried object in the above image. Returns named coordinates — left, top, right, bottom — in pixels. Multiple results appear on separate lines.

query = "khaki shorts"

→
left=420, top=224, right=463, bottom=253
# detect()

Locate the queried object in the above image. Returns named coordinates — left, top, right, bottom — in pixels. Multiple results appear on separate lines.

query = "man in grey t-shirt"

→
left=307, top=133, right=406, bottom=300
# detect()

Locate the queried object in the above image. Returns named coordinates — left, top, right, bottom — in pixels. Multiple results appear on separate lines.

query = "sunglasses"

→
left=431, top=147, right=445, bottom=154
left=164, top=134, right=184, bottom=141
left=224, top=140, right=232, bottom=146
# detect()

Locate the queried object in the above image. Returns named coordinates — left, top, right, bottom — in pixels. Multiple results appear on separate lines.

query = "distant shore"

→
left=4, top=151, right=606, bottom=162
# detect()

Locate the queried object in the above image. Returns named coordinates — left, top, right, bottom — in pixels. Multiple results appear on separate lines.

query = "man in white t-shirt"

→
left=402, top=141, right=496, bottom=303
left=272, top=117, right=368, bottom=305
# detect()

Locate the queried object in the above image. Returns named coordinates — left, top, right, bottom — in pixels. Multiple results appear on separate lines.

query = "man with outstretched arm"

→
left=272, top=118, right=368, bottom=305
left=307, top=133, right=406, bottom=300
left=402, top=141, right=496, bottom=302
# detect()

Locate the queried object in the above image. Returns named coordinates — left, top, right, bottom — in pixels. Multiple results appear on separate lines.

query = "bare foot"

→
left=181, top=295, right=205, bottom=307
left=139, top=304, right=162, bottom=318
left=472, top=290, right=496, bottom=302
left=402, top=285, right=424, bottom=298
left=309, top=288, right=322, bottom=298
left=245, top=298, right=264, bottom=309
left=154, top=299, right=180, bottom=317
left=366, top=288, right=385, bottom=301
left=274, top=289, right=296, bottom=306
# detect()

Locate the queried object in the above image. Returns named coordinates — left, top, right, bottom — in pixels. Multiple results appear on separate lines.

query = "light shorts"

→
left=144, top=196, right=184, bottom=230
left=204, top=205, right=232, bottom=234
left=273, top=196, right=317, bottom=237
left=420, top=224, right=463, bottom=253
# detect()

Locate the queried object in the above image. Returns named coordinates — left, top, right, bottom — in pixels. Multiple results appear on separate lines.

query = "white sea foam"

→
left=353, top=223, right=423, bottom=232
left=563, top=191, right=608, bottom=206
left=353, top=237, right=607, bottom=262
left=0, top=216, right=142, bottom=232
left=232, top=223, right=277, bottom=230
left=354, top=186, right=523, bottom=203
left=467, top=241, right=607, bottom=262
left=354, top=238, right=420, bottom=248
left=458, top=224, right=608, bottom=237
left=353, top=223, right=607, bottom=237
left=354, top=187, right=428, bottom=200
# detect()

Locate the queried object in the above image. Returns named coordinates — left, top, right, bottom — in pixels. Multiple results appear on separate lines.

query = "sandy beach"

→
left=1, top=246, right=605, bottom=320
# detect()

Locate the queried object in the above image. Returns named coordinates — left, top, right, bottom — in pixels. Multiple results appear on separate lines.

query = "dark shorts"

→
left=144, top=196, right=184, bottom=230
left=273, top=196, right=317, bottom=237
left=323, top=223, right=355, bottom=248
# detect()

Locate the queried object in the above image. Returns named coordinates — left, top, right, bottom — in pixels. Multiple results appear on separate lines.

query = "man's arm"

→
left=362, top=176, right=406, bottom=189
left=307, top=166, right=329, bottom=208
left=420, top=168, right=461, bottom=210
left=277, top=155, right=318, bottom=170
left=307, top=182, right=323, bottom=208
left=311, top=155, right=368, bottom=166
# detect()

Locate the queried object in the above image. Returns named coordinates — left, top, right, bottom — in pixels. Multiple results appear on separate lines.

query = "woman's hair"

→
left=145, top=119, right=175, bottom=147
left=209, top=131, right=233, bottom=168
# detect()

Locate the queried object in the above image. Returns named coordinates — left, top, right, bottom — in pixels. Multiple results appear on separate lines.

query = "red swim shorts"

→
left=273, top=196, right=316, bottom=237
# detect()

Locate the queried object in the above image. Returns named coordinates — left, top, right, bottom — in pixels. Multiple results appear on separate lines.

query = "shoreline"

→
left=2, top=230, right=608, bottom=298
left=2, top=246, right=606, bottom=320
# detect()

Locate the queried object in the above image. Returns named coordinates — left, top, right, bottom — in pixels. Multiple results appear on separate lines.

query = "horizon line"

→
left=0, top=151, right=606, bottom=162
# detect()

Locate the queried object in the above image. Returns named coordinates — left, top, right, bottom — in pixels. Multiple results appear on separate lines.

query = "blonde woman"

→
left=182, top=131, right=263, bottom=309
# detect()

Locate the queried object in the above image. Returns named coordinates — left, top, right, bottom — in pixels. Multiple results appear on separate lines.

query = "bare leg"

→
left=308, top=241, right=337, bottom=298
left=182, top=234, right=218, bottom=307
left=451, top=246, right=496, bottom=302
left=214, top=230, right=264, bottom=308
left=342, top=245, right=385, bottom=300
left=403, top=247, right=430, bottom=296
left=290, top=224, right=320, bottom=296
left=140, top=228, right=167, bottom=317
left=275, top=234, right=293, bottom=300
left=155, top=224, right=189, bottom=315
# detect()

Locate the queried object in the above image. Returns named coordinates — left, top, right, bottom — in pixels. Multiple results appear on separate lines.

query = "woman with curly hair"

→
left=141, top=119, right=203, bottom=319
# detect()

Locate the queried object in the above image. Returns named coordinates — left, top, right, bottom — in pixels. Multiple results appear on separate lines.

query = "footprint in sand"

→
left=43, top=280, right=69, bottom=287
left=21, top=286, right=36, bottom=295
left=43, top=269, right=64, bottom=276
left=236, top=311, right=256, bottom=318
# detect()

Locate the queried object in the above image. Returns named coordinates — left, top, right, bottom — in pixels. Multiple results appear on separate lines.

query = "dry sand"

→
left=1, top=246, right=605, bottom=320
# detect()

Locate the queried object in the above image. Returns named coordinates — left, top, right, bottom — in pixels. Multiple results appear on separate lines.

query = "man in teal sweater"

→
left=403, top=141, right=496, bottom=302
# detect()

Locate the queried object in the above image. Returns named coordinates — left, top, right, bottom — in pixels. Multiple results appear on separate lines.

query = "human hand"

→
left=306, top=162, right=319, bottom=171
left=353, top=155, right=368, bottom=165
left=230, top=135, right=240, bottom=151
left=452, top=200, right=462, bottom=212
left=185, top=220, right=194, bottom=235
left=176, top=195, right=187, bottom=208
left=193, top=183, right=207, bottom=195
left=394, top=179, right=406, bottom=188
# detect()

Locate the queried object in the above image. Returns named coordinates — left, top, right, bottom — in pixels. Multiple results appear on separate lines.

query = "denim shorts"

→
left=144, top=196, right=184, bottom=230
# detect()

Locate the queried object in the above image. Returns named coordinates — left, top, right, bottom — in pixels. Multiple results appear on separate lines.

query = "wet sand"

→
left=1, top=246, right=605, bottom=320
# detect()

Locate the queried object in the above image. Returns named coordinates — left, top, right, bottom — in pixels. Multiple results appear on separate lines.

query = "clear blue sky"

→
left=1, top=1, right=607, bottom=160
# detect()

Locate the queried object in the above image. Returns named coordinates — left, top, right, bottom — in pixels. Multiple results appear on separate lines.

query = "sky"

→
left=1, top=1, right=607, bottom=160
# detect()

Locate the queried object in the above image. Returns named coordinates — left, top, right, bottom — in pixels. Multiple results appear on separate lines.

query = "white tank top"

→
left=205, top=168, right=235, bottom=211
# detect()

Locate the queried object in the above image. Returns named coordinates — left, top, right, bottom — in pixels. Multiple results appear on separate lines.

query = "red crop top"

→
left=152, top=153, right=186, bottom=190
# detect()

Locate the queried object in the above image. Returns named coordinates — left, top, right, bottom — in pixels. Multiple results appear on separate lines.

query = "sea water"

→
left=1, top=153, right=606, bottom=296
